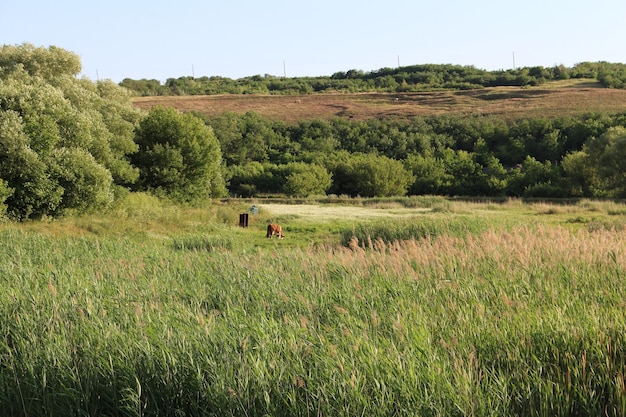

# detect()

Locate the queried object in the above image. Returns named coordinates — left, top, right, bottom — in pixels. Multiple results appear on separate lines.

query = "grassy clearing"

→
left=1, top=197, right=626, bottom=416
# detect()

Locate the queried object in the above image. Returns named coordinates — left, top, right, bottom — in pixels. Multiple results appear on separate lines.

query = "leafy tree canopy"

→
left=0, top=43, right=141, bottom=219
left=132, top=106, right=226, bottom=202
left=330, top=153, right=414, bottom=197
left=283, top=162, right=332, bottom=197
left=582, top=126, right=626, bottom=197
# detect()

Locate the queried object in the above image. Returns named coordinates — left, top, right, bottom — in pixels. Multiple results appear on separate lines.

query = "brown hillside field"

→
left=132, top=79, right=626, bottom=123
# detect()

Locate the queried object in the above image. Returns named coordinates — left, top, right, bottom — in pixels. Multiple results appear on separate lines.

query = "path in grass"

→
left=259, top=203, right=430, bottom=222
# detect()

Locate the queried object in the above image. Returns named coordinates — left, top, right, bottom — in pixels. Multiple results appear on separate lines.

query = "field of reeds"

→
left=1, top=196, right=626, bottom=416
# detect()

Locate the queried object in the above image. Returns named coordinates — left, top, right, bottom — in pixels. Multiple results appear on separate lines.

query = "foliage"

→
left=562, top=150, right=601, bottom=197
left=580, top=126, right=626, bottom=197
left=0, top=44, right=141, bottom=219
left=0, top=43, right=81, bottom=80
left=282, top=162, right=332, bottom=197
left=405, top=153, right=451, bottom=194
left=6, top=43, right=626, bottom=208
left=49, top=147, right=114, bottom=212
left=225, top=162, right=268, bottom=197
left=0, top=178, right=11, bottom=216
left=199, top=110, right=626, bottom=198
left=330, top=153, right=414, bottom=197
left=597, top=62, right=626, bottom=88
left=225, top=161, right=332, bottom=197
left=0, top=110, right=63, bottom=218
left=202, top=111, right=296, bottom=166
left=120, top=62, right=626, bottom=96
left=132, top=106, right=226, bottom=202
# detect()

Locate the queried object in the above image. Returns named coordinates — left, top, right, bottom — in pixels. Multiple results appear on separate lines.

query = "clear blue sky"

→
left=1, top=0, right=625, bottom=83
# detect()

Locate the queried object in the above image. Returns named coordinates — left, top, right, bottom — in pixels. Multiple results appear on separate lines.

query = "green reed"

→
left=1, top=223, right=625, bottom=416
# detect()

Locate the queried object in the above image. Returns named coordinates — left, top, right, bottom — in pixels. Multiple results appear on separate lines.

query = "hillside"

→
left=132, top=80, right=626, bottom=123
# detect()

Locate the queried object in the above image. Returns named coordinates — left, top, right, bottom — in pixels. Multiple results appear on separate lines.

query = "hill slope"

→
left=132, top=80, right=626, bottom=123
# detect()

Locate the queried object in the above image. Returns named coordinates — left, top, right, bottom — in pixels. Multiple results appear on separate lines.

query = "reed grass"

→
left=1, top=205, right=626, bottom=416
left=339, top=215, right=507, bottom=247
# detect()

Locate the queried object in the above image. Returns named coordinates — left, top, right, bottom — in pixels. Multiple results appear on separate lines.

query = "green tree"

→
left=505, top=156, right=563, bottom=197
left=561, top=151, right=599, bottom=197
left=291, top=119, right=339, bottom=155
left=440, top=149, right=485, bottom=195
left=283, top=162, right=332, bottom=197
left=206, top=111, right=280, bottom=165
left=404, top=153, right=451, bottom=195
left=0, top=110, right=62, bottom=218
left=0, top=43, right=81, bottom=80
left=204, top=111, right=245, bottom=165
left=0, top=178, right=11, bottom=217
left=132, top=107, right=226, bottom=202
left=0, top=44, right=140, bottom=218
left=582, top=127, right=626, bottom=196
left=49, top=147, right=114, bottom=211
left=331, top=154, right=413, bottom=197
left=226, top=161, right=268, bottom=197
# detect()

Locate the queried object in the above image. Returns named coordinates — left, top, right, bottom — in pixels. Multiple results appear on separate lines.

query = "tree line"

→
left=120, top=62, right=626, bottom=96
left=2, top=44, right=626, bottom=220
left=199, top=110, right=626, bottom=199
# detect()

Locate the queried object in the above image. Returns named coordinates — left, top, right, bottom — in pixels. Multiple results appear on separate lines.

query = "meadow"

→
left=1, top=195, right=626, bottom=416
left=132, top=79, right=626, bottom=123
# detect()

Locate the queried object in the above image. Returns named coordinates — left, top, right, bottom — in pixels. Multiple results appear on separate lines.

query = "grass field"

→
left=132, top=79, right=626, bottom=123
left=2, top=196, right=626, bottom=416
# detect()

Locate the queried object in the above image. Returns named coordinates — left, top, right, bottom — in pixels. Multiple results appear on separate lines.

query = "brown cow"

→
left=266, top=224, right=284, bottom=239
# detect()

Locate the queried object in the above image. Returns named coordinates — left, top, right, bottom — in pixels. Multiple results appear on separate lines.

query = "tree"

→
left=404, top=153, right=451, bottom=195
left=0, top=43, right=81, bottom=80
left=581, top=127, right=626, bottom=197
left=561, top=151, right=599, bottom=197
left=49, top=147, right=114, bottom=211
left=331, top=154, right=413, bottom=197
left=505, top=156, right=563, bottom=197
left=472, top=138, right=507, bottom=196
left=283, top=162, right=332, bottom=197
left=132, top=107, right=226, bottom=202
left=0, top=44, right=141, bottom=219
left=0, top=110, right=62, bottom=218
left=225, top=161, right=269, bottom=197
left=206, top=111, right=282, bottom=166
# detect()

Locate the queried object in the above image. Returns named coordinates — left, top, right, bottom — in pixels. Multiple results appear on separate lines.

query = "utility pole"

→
left=283, top=60, right=286, bottom=78
left=512, top=51, right=516, bottom=70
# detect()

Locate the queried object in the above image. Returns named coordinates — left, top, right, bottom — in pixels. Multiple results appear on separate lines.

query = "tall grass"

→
left=1, top=221, right=626, bottom=416
left=340, top=215, right=501, bottom=246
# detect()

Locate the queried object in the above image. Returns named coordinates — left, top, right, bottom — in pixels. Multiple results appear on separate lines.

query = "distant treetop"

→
left=119, top=62, right=626, bottom=96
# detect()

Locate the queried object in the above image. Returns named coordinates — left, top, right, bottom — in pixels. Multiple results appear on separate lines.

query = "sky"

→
left=1, top=0, right=625, bottom=83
